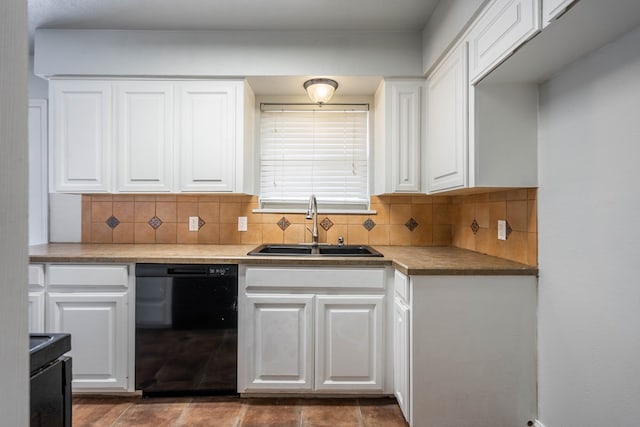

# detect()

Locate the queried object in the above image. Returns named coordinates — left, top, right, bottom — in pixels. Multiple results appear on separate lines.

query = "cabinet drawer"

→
left=245, top=267, right=385, bottom=290
left=468, top=0, right=540, bottom=83
left=29, top=264, right=45, bottom=288
left=48, top=265, right=129, bottom=288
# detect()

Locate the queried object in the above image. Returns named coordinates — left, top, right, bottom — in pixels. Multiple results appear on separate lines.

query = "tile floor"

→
left=72, top=395, right=409, bottom=427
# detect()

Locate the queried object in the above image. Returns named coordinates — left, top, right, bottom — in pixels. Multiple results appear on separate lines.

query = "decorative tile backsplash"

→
left=451, top=189, right=537, bottom=266
left=81, top=194, right=454, bottom=247
left=81, top=189, right=537, bottom=266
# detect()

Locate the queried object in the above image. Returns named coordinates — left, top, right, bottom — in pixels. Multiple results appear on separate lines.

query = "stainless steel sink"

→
left=248, top=244, right=383, bottom=257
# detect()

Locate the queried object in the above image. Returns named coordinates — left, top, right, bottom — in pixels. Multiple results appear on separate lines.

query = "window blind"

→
left=259, top=109, right=369, bottom=210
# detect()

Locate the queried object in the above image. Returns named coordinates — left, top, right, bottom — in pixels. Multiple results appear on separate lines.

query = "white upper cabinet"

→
left=426, top=43, right=468, bottom=193
left=468, top=82, right=538, bottom=189
left=28, top=100, right=48, bottom=245
left=542, top=0, right=577, bottom=27
left=425, top=0, right=540, bottom=194
left=50, top=80, right=112, bottom=192
left=115, top=82, right=174, bottom=192
left=373, top=79, right=424, bottom=194
left=176, top=82, right=238, bottom=192
left=468, top=0, right=541, bottom=83
left=49, top=78, right=254, bottom=194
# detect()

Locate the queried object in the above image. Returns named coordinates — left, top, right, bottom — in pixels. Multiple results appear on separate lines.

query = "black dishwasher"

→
left=135, top=264, right=237, bottom=396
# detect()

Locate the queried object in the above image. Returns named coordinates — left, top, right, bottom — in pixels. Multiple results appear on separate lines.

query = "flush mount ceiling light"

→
left=303, top=78, right=338, bottom=104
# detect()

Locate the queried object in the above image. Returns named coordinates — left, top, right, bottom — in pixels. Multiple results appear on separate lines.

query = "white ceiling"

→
left=28, top=0, right=438, bottom=95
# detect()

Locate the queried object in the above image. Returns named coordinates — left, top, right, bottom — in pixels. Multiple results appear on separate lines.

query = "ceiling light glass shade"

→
left=303, top=78, right=338, bottom=104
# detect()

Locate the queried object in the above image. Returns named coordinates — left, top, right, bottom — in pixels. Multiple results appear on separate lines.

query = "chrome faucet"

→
left=305, top=194, right=319, bottom=247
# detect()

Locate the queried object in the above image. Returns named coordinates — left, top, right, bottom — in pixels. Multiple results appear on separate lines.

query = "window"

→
left=259, top=106, right=369, bottom=211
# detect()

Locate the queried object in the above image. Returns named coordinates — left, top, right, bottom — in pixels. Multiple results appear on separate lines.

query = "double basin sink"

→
left=248, top=244, right=383, bottom=257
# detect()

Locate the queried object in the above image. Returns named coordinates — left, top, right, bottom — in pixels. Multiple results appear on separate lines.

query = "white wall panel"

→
left=0, top=0, right=29, bottom=423
left=538, top=25, right=640, bottom=427
left=34, top=29, right=423, bottom=78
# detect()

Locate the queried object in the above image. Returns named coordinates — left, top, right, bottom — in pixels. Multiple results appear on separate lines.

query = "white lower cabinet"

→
left=239, top=266, right=389, bottom=395
left=28, top=264, right=45, bottom=333
left=393, top=294, right=410, bottom=421
left=47, top=292, right=129, bottom=390
left=42, top=264, right=134, bottom=392
left=244, top=294, right=314, bottom=390
left=28, top=291, right=45, bottom=333
left=398, top=274, right=537, bottom=427
left=315, top=295, right=384, bottom=391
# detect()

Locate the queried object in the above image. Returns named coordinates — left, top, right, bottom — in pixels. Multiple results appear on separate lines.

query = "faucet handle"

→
left=337, top=236, right=344, bottom=247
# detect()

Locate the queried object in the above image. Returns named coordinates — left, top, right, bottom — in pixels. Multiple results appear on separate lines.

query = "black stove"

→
left=29, top=333, right=72, bottom=427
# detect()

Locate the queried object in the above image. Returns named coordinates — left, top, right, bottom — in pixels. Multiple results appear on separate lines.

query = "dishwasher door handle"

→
left=167, top=267, right=209, bottom=276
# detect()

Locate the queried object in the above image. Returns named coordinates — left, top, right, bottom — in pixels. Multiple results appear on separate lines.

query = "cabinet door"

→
left=50, top=80, right=112, bottom=192
left=468, top=0, right=541, bottom=83
left=391, top=82, right=422, bottom=192
left=543, top=0, right=577, bottom=27
left=115, top=82, right=174, bottom=192
left=46, top=292, right=129, bottom=391
left=315, top=295, right=384, bottom=391
left=28, top=100, right=48, bottom=245
left=177, top=82, right=237, bottom=192
left=394, top=298, right=410, bottom=422
left=242, top=294, right=314, bottom=391
left=28, top=291, right=45, bottom=333
left=28, top=265, right=45, bottom=333
left=427, top=43, right=468, bottom=193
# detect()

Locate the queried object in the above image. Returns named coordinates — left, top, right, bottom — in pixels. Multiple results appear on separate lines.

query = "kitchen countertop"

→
left=29, top=243, right=537, bottom=276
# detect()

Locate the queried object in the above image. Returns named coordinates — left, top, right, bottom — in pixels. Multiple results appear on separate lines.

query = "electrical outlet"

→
left=238, top=216, right=248, bottom=232
left=188, top=216, right=199, bottom=232
left=497, top=220, right=507, bottom=240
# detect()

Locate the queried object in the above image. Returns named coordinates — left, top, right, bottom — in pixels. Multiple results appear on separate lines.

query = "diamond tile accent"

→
left=363, top=218, right=376, bottom=231
left=148, top=216, right=163, bottom=230
left=470, top=219, right=480, bottom=234
left=320, top=217, right=334, bottom=231
left=198, top=217, right=205, bottom=230
left=277, top=216, right=291, bottom=231
left=405, top=217, right=419, bottom=232
left=105, top=216, right=120, bottom=229
left=506, top=221, right=513, bottom=239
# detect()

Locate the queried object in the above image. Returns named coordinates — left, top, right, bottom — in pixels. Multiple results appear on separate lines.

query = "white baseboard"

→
left=534, top=420, right=546, bottom=427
